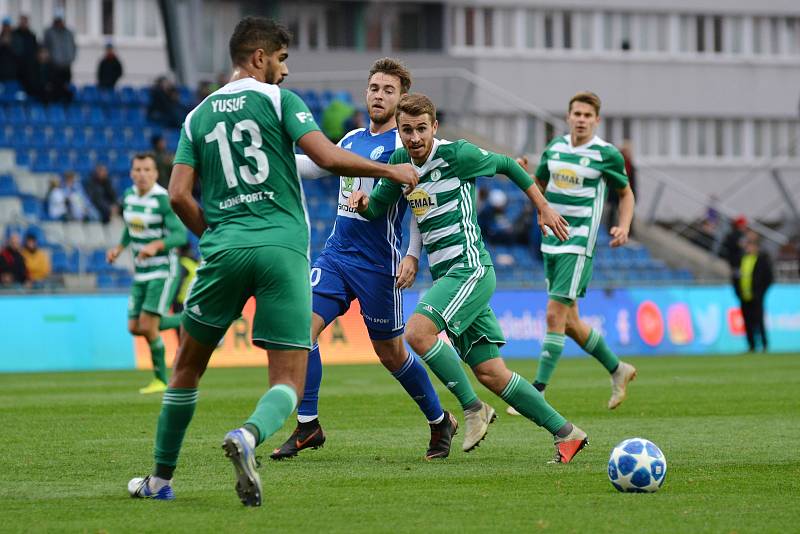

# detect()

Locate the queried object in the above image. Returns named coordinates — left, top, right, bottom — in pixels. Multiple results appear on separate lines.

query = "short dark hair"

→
left=132, top=152, right=157, bottom=166
left=368, top=57, right=412, bottom=94
left=229, top=16, right=291, bottom=65
left=396, top=93, right=436, bottom=123
left=568, top=91, right=601, bottom=115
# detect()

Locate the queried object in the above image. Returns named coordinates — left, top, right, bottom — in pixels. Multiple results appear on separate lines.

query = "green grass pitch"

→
left=1, top=354, right=799, bottom=533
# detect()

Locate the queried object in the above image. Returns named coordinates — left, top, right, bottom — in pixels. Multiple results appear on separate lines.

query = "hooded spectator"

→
left=0, top=18, right=17, bottom=81
left=97, top=42, right=123, bottom=89
left=11, top=14, right=38, bottom=74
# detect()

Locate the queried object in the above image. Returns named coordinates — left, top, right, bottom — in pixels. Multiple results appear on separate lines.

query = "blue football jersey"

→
left=320, top=127, right=407, bottom=275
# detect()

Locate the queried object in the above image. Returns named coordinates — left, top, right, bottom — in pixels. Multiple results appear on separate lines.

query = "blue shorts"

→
left=311, top=253, right=404, bottom=340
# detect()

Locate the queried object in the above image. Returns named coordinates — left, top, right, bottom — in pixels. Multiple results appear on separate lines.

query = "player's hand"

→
left=106, top=246, right=121, bottom=264
left=516, top=156, right=529, bottom=172
left=137, top=242, right=163, bottom=260
left=348, top=190, right=370, bottom=212
left=395, top=255, right=419, bottom=289
left=538, top=205, right=570, bottom=241
left=390, top=163, right=419, bottom=193
left=609, top=226, right=630, bottom=247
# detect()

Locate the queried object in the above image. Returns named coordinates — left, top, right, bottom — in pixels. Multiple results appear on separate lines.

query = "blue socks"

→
left=297, top=344, right=322, bottom=420
left=392, top=353, right=444, bottom=423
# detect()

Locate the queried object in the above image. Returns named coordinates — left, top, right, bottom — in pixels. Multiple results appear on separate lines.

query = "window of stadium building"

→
left=449, top=7, right=800, bottom=59
left=281, top=1, right=443, bottom=52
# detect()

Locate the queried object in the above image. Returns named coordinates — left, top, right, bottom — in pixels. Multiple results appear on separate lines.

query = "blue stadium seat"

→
left=0, top=174, right=17, bottom=196
left=6, top=105, right=26, bottom=124
left=78, top=85, right=100, bottom=104
left=118, top=86, right=137, bottom=105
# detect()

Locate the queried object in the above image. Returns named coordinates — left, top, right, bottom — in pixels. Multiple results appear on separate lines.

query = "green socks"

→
left=583, top=329, right=620, bottom=373
left=154, top=388, right=198, bottom=479
left=534, top=332, right=565, bottom=386
left=149, top=337, right=167, bottom=383
left=244, top=384, right=298, bottom=446
left=419, top=338, right=479, bottom=409
left=159, top=314, right=182, bottom=331
left=500, top=372, right=566, bottom=434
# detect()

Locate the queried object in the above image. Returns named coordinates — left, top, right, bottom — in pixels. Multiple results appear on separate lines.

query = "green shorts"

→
left=128, top=274, right=180, bottom=319
left=182, top=245, right=312, bottom=350
left=415, top=265, right=505, bottom=367
left=544, top=253, right=594, bottom=305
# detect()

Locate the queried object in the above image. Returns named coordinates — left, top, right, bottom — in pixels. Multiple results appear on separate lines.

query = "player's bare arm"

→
left=137, top=241, right=165, bottom=260
left=169, top=163, right=207, bottom=237
left=395, top=256, right=419, bottom=289
left=297, top=130, right=418, bottom=189
left=610, top=185, right=635, bottom=247
left=106, top=244, right=124, bottom=263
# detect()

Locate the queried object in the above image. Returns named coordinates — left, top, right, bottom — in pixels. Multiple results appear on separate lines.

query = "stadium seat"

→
left=0, top=197, right=23, bottom=224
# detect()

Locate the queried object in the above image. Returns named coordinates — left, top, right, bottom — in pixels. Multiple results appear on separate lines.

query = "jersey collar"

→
left=567, top=134, right=599, bottom=151
left=411, top=137, right=441, bottom=173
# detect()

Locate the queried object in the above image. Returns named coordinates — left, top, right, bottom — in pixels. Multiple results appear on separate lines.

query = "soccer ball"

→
left=608, top=438, right=667, bottom=493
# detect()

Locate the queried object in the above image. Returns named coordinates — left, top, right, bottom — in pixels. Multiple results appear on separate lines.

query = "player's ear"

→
left=251, top=48, right=266, bottom=70
left=431, top=119, right=439, bottom=135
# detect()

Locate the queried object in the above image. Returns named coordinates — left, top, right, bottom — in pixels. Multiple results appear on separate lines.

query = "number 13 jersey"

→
left=174, top=77, right=320, bottom=259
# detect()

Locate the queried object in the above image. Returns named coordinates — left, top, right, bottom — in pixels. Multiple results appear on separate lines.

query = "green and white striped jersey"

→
left=535, top=135, right=628, bottom=257
left=120, top=184, right=188, bottom=281
left=370, top=139, right=529, bottom=280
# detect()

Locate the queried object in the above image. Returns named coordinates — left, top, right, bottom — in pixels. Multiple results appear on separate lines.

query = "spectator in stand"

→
left=720, top=215, right=748, bottom=272
left=151, top=134, right=174, bottom=189
left=147, top=75, right=183, bottom=128
left=43, top=12, right=76, bottom=91
left=0, top=232, right=28, bottom=287
left=22, top=46, right=70, bottom=103
left=48, top=171, right=96, bottom=222
left=0, top=18, right=17, bottom=82
left=21, top=232, right=50, bottom=287
left=84, top=163, right=119, bottom=223
left=96, top=42, right=123, bottom=89
left=733, top=231, right=773, bottom=352
left=195, top=79, right=212, bottom=103
left=11, top=15, right=38, bottom=79
left=478, top=189, right=516, bottom=246
left=321, top=98, right=359, bottom=143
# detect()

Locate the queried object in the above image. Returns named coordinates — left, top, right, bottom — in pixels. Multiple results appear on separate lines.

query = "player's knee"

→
left=376, top=347, right=406, bottom=372
left=545, top=308, right=563, bottom=330
left=404, top=328, right=427, bottom=355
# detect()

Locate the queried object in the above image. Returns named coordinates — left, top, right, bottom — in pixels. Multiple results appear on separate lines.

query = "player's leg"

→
left=270, top=312, right=328, bottom=460
left=136, top=310, right=169, bottom=393
left=371, top=334, right=454, bottom=460
left=467, top=345, right=588, bottom=464
left=225, top=348, right=307, bottom=506
left=354, top=267, right=451, bottom=457
left=223, top=246, right=311, bottom=506
left=271, top=258, right=349, bottom=459
left=156, top=260, right=183, bottom=331
left=128, top=248, right=249, bottom=501
left=533, top=253, right=587, bottom=392
left=532, top=298, right=569, bottom=391
left=407, top=266, right=499, bottom=452
left=565, top=303, right=636, bottom=410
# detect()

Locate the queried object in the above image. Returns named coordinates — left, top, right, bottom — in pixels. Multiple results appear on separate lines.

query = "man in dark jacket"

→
left=0, top=232, right=28, bottom=286
left=733, top=231, right=774, bottom=352
left=84, top=163, right=119, bottom=223
left=97, top=43, right=122, bottom=89
left=11, top=14, right=38, bottom=74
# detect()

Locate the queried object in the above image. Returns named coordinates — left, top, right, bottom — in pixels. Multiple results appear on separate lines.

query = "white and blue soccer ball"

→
left=608, top=438, right=667, bottom=493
